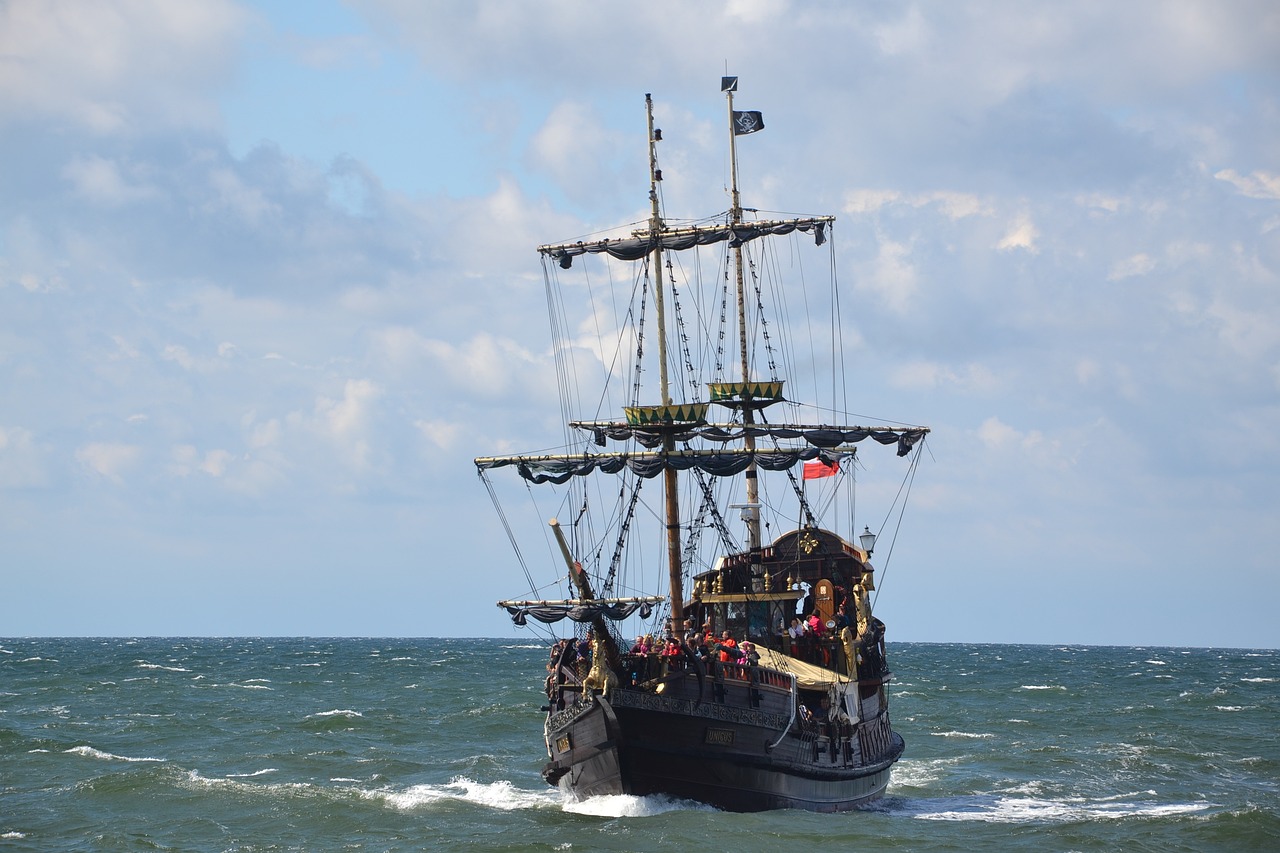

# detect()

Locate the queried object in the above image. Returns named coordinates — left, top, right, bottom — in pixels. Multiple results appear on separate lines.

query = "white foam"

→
left=185, top=770, right=310, bottom=795
left=66, top=745, right=164, bottom=763
left=1019, top=685, right=1065, bottom=691
left=930, top=730, right=995, bottom=739
left=563, top=792, right=715, bottom=817
left=366, top=778, right=558, bottom=812
left=1241, top=677, right=1277, bottom=683
left=1, top=832, right=26, bottom=840
left=136, top=662, right=191, bottom=672
left=891, top=794, right=1211, bottom=823
left=308, top=709, right=363, bottom=719
left=225, top=769, right=278, bottom=778
left=890, top=756, right=962, bottom=787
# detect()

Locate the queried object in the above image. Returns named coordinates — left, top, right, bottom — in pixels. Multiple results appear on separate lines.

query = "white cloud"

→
left=206, top=168, right=281, bottom=225
left=420, top=333, right=542, bottom=398
left=843, top=189, right=988, bottom=220
left=892, top=361, right=1000, bottom=394
left=317, top=378, right=379, bottom=439
left=1214, top=169, right=1280, bottom=200
left=528, top=101, right=628, bottom=206
left=170, top=444, right=232, bottom=478
left=62, top=155, right=160, bottom=205
left=863, top=238, right=918, bottom=313
left=0, top=0, right=248, bottom=132
left=1108, top=253, right=1156, bottom=280
left=0, top=425, right=45, bottom=488
left=312, top=379, right=381, bottom=469
left=246, top=417, right=282, bottom=450
left=414, top=419, right=463, bottom=451
left=995, top=212, right=1039, bottom=253
left=75, top=442, right=140, bottom=483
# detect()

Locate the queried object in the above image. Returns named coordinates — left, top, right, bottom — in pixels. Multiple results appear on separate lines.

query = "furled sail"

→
left=499, top=598, right=659, bottom=626
left=541, top=216, right=832, bottom=268
left=475, top=446, right=849, bottom=485
left=570, top=421, right=929, bottom=455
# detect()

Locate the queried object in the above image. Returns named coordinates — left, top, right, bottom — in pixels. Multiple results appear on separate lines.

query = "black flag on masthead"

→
left=732, top=110, right=764, bottom=135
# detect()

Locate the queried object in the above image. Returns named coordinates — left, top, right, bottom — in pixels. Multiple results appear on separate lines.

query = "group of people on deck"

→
left=631, top=625, right=761, bottom=667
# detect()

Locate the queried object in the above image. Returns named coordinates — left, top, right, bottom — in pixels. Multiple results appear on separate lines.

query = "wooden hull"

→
left=543, top=673, right=903, bottom=812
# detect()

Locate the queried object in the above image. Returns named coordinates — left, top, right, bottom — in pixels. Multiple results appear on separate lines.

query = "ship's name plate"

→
left=704, top=727, right=735, bottom=745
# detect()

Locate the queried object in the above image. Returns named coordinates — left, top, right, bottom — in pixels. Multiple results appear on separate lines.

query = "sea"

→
left=2, top=639, right=1276, bottom=852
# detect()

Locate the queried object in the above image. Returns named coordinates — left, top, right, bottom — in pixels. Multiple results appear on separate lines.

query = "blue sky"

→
left=2, top=1, right=1278, bottom=647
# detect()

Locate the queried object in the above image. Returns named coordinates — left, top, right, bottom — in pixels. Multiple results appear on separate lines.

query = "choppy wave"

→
left=883, top=793, right=1212, bottom=823
left=563, top=792, right=716, bottom=816
left=136, top=662, right=191, bottom=673
left=65, top=745, right=165, bottom=763
left=364, top=777, right=557, bottom=811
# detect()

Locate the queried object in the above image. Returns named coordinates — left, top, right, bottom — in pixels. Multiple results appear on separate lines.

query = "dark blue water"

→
left=2, top=639, right=1277, bottom=851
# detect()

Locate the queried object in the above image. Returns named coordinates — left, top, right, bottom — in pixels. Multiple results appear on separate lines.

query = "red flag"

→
left=802, top=459, right=839, bottom=480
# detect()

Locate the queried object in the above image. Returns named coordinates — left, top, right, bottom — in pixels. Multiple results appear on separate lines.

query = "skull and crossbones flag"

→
left=732, top=110, right=765, bottom=135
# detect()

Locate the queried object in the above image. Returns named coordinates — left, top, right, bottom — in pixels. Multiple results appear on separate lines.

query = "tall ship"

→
left=476, top=78, right=929, bottom=812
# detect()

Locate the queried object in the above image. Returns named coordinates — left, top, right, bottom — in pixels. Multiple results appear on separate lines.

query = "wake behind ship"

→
left=475, top=78, right=929, bottom=812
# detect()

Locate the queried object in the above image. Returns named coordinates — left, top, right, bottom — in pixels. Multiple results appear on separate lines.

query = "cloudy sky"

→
left=2, top=1, right=1277, bottom=647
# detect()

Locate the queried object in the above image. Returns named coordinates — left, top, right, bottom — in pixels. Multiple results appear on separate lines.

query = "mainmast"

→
left=723, top=77, right=764, bottom=574
left=646, top=94, right=686, bottom=632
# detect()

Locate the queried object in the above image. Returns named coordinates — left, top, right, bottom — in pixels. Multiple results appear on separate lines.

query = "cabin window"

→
left=748, top=603, right=771, bottom=641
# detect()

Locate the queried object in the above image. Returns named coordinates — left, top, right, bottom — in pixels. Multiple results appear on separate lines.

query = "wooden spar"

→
left=646, top=94, right=685, bottom=632
left=548, top=517, right=621, bottom=666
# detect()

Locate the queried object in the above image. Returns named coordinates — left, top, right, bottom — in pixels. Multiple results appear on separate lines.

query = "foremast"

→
left=644, top=94, right=687, bottom=633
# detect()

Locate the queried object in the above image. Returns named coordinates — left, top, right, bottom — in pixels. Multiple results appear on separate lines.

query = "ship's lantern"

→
left=859, top=526, right=877, bottom=556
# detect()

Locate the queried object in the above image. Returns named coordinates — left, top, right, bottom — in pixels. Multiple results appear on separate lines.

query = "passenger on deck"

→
left=740, top=641, right=760, bottom=667
left=716, top=630, right=739, bottom=663
left=786, top=618, right=806, bottom=656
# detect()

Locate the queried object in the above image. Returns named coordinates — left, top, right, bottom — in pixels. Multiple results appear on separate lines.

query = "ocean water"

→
left=1, top=639, right=1276, bottom=852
